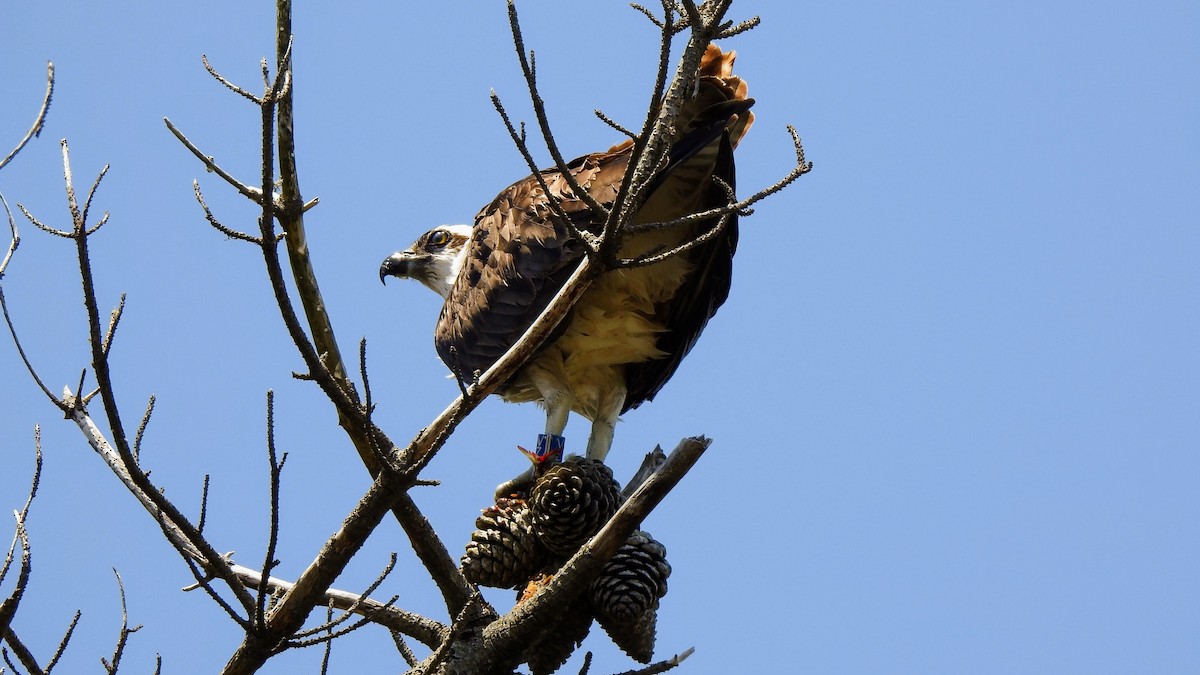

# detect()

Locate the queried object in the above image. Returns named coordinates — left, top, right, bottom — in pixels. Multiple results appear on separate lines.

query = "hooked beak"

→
left=379, top=250, right=427, bottom=284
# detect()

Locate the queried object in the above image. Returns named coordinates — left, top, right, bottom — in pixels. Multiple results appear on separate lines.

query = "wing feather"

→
left=435, top=44, right=753, bottom=408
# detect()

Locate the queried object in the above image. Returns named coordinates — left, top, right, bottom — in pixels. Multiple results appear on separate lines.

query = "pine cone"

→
left=590, top=531, right=671, bottom=622
left=529, top=458, right=622, bottom=558
left=523, top=596, right=594, bottom=675
left=461, top=498, right=547, bottom=588
left=597, top=606, right=658, bottom=664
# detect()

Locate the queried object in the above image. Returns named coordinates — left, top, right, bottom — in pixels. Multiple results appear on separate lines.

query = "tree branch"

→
left=0, top=62, right=54, bottom=173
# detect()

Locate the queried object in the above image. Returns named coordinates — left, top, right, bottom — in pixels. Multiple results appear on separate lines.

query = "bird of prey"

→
left=381, top=45, right=753, bottom=466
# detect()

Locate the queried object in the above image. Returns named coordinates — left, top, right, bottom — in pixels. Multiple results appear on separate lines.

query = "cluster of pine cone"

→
left=460, top=458, right=671, bottom=673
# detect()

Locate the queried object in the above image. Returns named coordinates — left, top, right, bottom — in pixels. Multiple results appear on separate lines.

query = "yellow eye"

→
left=428, top=230, right=450, bottom=248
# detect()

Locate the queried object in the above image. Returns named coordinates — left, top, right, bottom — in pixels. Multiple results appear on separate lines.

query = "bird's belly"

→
left=499, top=240, right=694, bottom=420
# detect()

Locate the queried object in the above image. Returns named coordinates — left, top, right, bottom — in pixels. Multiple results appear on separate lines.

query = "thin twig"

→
left=16, top=201, right=72, bottom=238
left=391, top=630, right=419, bottom=668
left=197, top=474, right=210, bottom=534
left=193, top=181, right=264, bottom=244
left=100, top=570, right=142, bottom=675
left=100, top=293, right=126, bottom=358
left=618, top=211, right=732, bottom=269
left=489, top=91, right=599, bottom=252
left=0, top=514, right=32, bottom=633
left=164, top=522, right=250, bottom=630
left=319, top=603, right=334, bottom=674
left=291, top=553, right=397, bottom=640
left=594, top=109, right=639, bottom=140
left=80, top=164, right=110, bottom=234
left=44, top=611, right=81, bottom=674
left=132, top=394, right=156, bottom=464
left=164, top=118, right=264, bottom=204
left=51, top=140, right=260, bottom=617
left=0, top=195, right=19, bottom=279
left=717, top=15, right=759, bottom=38
left=621, top=125, right=812, bottom=241
left=505, top=1, right=612, bottom=226
left=0, top=62, right=54, bottom=173
left=0, top=286, right=65, bottom=409
left=202, top=54, right=262, bottom=104
left=256, top=390, right=286, bottom=630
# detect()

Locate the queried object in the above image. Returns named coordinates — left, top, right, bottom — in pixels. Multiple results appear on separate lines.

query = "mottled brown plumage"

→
left=382, top=46, right=754, bottom=463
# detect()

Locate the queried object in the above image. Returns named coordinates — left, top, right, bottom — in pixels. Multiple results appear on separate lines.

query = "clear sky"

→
left=1, top=2, right=1197, bottom=673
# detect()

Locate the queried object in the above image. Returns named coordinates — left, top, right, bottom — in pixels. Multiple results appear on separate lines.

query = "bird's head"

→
left=379, top=224, right=473, bottom=299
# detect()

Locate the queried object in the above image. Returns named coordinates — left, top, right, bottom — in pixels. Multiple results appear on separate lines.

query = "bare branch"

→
left=0, top=195, right=18, bottom=279
left=16, top=202, right=72, bottom=238
left=220, top=562, right=446, bottom=649
left=100, top=293, right=126, bottom=358
left=255, top=390, right=286, bottom=630
left=164, top=118, right=265, bottom=204
left=132, top=394, right=156, bottom=464
left=291, top=553, right=396, bottom=640
left=630, top=3, right=664, bottom=28
left=617, top=211, right=733, bottom=269
left=358, top=337, right=374, bottom=420
left=197, top=474, right=211, bottom=534
left=0, top=286, right=66, bottom=410
left=44, top=611, right=82, bottom=674
left=717, top=14, right=759, bottom=38
left=2, top=626, right=43, bottom=674
left=80, top=164, right=110, bottom=232
left=489, top=91, right=599, bottom=252
left=504, top=1, right=613, bottom=225
left=167, top=525, right=250, bottom=630
left=622, top=125, right=813, bottom=245
left=0, top=514, right=32, bottom=633
left=192, top=181, right=264, bottom=244
left=1, top=438, right=57, bottom=673
left=65, top=396, right=258, bottom=617
left=391, top=630, right=419, bottom=668
left=594, top=109, right=639, bottom=140
left=19, top=428, right=42, bottom=525
left=202, top=54, right=263, bottom=104
left=100, top=570, right=142, bottom=675
left=0, top=62, right=54, bottom=173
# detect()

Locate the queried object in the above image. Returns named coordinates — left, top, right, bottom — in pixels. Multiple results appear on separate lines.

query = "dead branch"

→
left=255, top=390, right=287, bottom=631
left=192, top=181, right=265, bottom=244
left=163, top=118, right=264, bottom=203
left=0, top=62, right=54, bottom=173
left=0, top=196, right=18, bottom=279
left=132, top=395, right=155, bottom=464
left=100, top=570, right=141, bottom=674
left=622, top=124, right=812, bottom=240
left=290, top=553, right=396, bottom=641
left=220, top=562, right=447, bottom=649
left=504, top=1, right=613, bottom=233
left=44, top=611, right=81, bottom=674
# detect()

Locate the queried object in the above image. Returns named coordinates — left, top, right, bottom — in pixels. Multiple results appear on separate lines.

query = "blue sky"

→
left=1, top=2, right=1197, bottom=673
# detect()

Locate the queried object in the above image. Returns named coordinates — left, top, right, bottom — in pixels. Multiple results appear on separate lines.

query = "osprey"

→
left=381, top=45, right=753, bottom=465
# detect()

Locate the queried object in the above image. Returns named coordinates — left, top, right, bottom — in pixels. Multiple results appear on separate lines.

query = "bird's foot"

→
left=499, top=434, right=566, bottom=500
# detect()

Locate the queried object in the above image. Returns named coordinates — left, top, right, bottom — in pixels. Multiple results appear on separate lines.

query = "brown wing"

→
left=433, top=147, right=630, bottom=383
left=435, top=45, right=754, bottom=401
left=622, top=131, right=740, bottom=411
